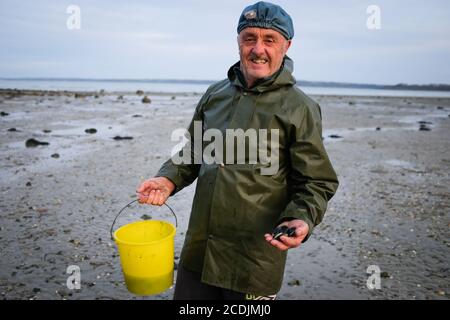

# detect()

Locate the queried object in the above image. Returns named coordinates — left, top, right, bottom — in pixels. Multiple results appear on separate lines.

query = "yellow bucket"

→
left=110, top=200, right=177, bottom=295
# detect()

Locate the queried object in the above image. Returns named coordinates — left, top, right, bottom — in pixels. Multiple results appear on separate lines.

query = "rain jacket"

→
left=157, top=56, right=339, bottom=295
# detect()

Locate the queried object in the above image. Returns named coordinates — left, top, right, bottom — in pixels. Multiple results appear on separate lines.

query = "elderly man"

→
left=137, top=1, right=338, bottom=300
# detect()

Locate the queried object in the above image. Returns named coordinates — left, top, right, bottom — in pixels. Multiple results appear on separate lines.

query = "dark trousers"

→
left=173, top=264, right=277, bottom=300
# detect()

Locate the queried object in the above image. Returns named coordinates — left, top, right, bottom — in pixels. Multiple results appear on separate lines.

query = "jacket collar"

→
left=227, top=56, right=296, bottom=93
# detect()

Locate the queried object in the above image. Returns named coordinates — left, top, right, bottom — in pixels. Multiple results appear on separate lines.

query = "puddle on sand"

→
left=384, top=159, right=416, bottom=169
left=323, top=126, right=417, bottom=142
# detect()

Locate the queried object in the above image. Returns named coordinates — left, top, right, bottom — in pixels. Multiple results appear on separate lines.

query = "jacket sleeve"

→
left=278, top=102, right=339, bottom=242
left=155, top=94, right=208, bottom=195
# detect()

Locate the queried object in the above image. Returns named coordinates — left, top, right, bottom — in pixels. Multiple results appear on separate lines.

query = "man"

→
left=137, top=1, right=338, bottom=300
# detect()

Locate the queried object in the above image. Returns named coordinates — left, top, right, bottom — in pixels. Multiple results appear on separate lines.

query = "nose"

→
left=251, top=39, right=265, bottom=56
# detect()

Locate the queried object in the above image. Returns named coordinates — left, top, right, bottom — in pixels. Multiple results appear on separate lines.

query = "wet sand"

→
left=0, top=89, right=449, bottom=300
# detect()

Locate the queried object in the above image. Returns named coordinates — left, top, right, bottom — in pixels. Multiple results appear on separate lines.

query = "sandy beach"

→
left=0, top=88, right=449, bottom=300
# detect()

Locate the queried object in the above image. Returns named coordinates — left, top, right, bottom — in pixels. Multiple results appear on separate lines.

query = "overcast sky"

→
left=0, top=0, right=449, bottom=85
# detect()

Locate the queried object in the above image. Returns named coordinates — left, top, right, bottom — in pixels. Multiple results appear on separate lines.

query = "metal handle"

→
left=110, top=199, right=178, bottom=240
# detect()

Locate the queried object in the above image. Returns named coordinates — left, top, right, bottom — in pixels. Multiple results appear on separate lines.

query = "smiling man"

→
left=137, top=1, right=339, bottom=300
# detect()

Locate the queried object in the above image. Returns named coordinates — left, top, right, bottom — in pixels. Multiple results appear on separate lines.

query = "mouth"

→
left=250, top=58, right=269, bottom=65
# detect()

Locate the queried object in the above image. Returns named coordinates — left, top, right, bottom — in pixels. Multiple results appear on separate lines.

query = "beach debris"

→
left=1, top=111, right=9, bottom=116
left=328, top=134, right=343, bottom=139
left=288, top=279, right=301, bottom=286
left=436, top=290, right=446, bottom=296
left=132, top=114, right=143, bottom=118
left=112, top=136, right=133, bottom=140
left=69, top=239, right=82, bottom=246
left=32, top=288, right=41, bottom=294
left=35, top=208, right=48, bottom=213
left=142, top=96, right=151, bottom=104
left=7, top=128, right=19, bottom=132
left=136, top=90, right=144, bottom=95
left=140, top=214, right=152, bottom=220
left=74, top=93, right=84, bottom=99
left=25, top=138, right=49, bottom=148
left=174, top=262, right=178, bottom=270
left=85, top=128, right=97, bottom=134
left=51, top=153, right=60, bottom=158
left=42, top=129, right=52, bottom=133
left=380, top=271, right=390, bottom=278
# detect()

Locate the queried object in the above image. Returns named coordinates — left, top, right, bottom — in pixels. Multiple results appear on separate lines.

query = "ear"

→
left=285, top=40, right=292, bottom=53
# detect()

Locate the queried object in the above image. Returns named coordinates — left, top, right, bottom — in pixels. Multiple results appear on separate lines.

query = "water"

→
left=1, top=79, right=450, bottom=97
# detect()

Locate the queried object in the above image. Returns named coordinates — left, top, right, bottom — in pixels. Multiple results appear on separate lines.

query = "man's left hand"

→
left=264, top=219, right=309, bottom=251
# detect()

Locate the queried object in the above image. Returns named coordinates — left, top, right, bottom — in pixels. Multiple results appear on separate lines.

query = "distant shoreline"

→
left=1, top=77, right=450, bottom=92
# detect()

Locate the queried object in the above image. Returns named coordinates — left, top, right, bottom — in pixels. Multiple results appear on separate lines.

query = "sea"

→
left=1, top=79, right=450, bottom=98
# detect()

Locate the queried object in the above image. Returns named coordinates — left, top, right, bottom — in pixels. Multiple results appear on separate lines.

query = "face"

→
left=238, top=27, right=291, bottom=87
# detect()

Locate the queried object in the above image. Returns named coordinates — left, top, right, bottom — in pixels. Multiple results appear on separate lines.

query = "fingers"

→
left=137, top=189, right=168, bottom=206
left=264, top=234, right=289, bottom=251
left=137, top=180, right=157, bottom=194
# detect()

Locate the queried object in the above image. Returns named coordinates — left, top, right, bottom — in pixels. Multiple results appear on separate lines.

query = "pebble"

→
left=25, top=138, right=50, bottom=148
left=85, top=128, right=97, bottom=134
left=288, top=279, right=301, bottom=286
left=142, top=96, right=151, bottom=104
left=112, top=136, right=133, bottom=140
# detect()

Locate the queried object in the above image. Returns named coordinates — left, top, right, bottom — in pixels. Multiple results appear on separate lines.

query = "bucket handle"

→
left=110, top=199, right=178, bottom=240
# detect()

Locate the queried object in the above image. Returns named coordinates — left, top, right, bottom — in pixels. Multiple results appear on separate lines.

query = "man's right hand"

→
left=136, top=177, right=175, bottom=206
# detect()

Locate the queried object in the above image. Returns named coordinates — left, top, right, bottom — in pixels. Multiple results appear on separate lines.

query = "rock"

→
left=375, top=127, right=381, bottom=131
left=419, top=125, right=431, bottom=131
left=437, top=106, right=443, bottom=110
left=142, top=96, right=151, bottom=104
left=436, top=290, right=445, bottom=296
left=69, top=239, right=82, bottom=246
left=132, top=114, right=143, bottom=118
left=328, top=134, right=343, bottom=139
left=26, top=182, right=32, bottom=187
left=288, top=279, right=301, bottom=286
left=140, top=214, right=152, bottom=220
left=7, top=128, right=19, bottom=132
left=112, top=136, right=133, bottom=140
left=1, top=111, right=9, bottom=116
left=25, top=138, right=49, bottom=148
left=171, top=96, right=176, bottom=100
left=51, top=153, right=60, bottom=158
left=42, top=129, right=52, bottom=133
left=380, top=271, right=390, bottom=278
left=418, top=121, right=432, bottom=125
left=117, top=95, right=124, bottom=100
left=85, top=128, right=97, bottom=134
left=136, top=90, right=144, bottom=95
left=348, top=101, right=355, bottom=105
left=32, top=288, right=41, bottom=293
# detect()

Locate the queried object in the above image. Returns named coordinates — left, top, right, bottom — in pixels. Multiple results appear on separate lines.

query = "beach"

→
left=0, top=88, right=449, bottom=300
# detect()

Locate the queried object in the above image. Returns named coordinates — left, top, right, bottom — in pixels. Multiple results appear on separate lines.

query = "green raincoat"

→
left=157, top=57, right=339, bottom=295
